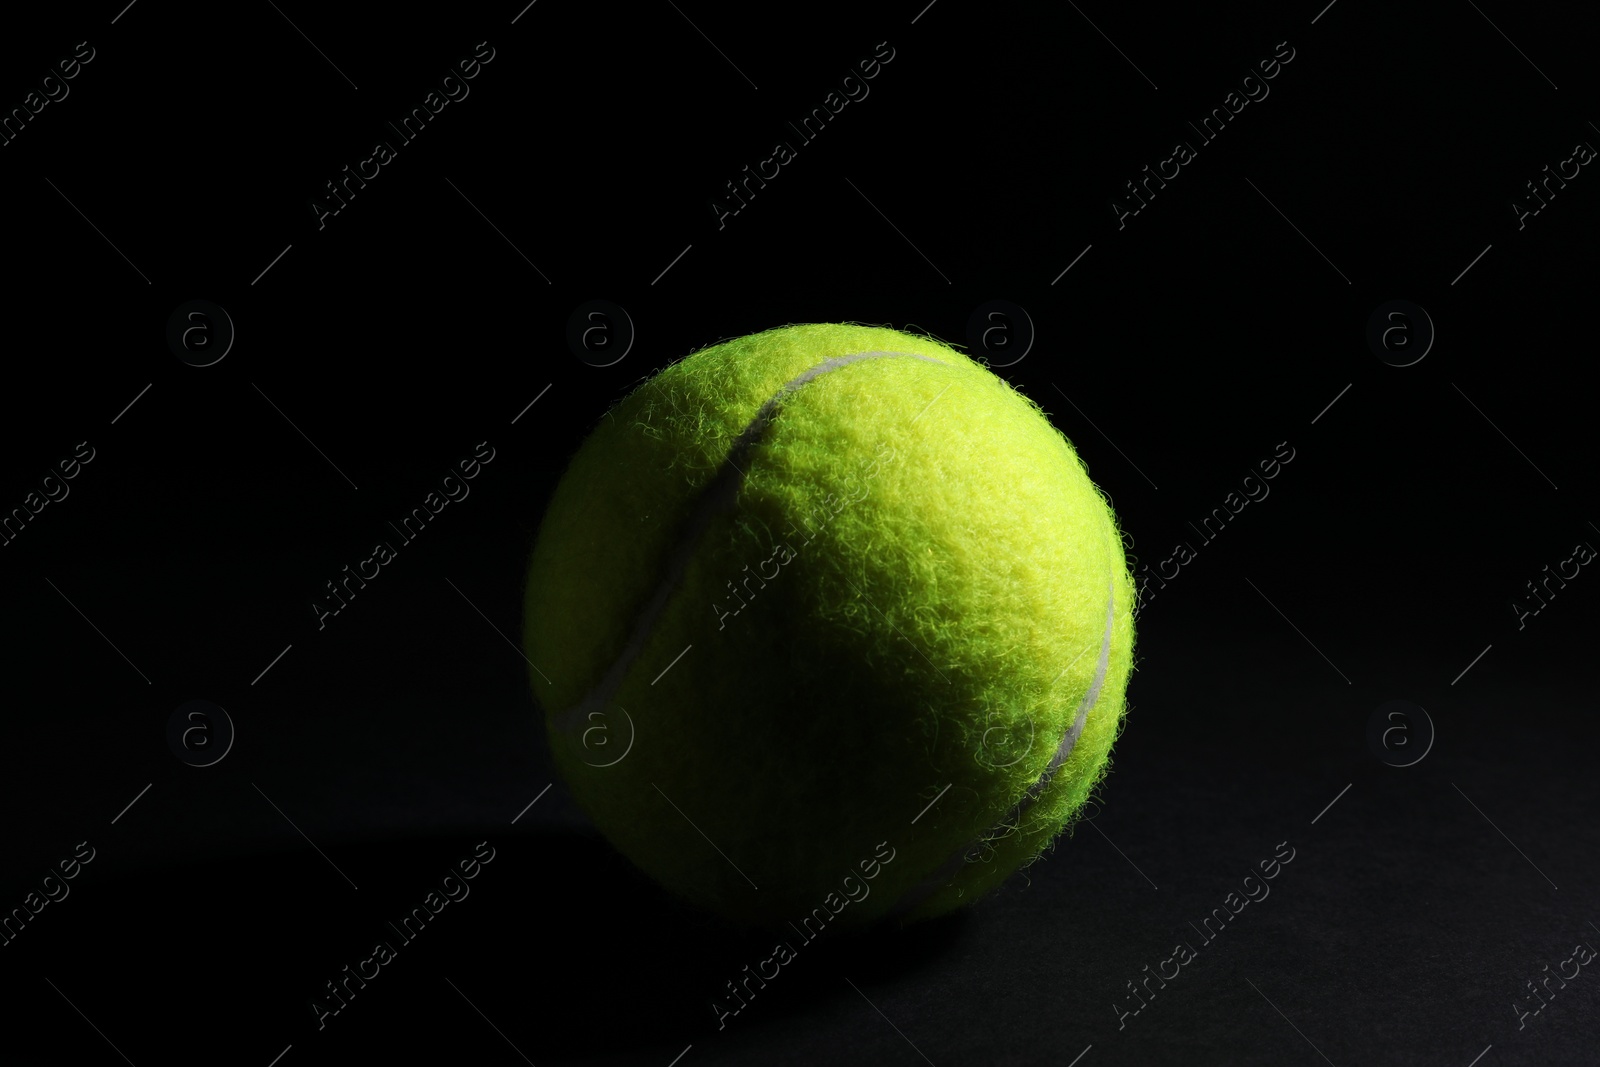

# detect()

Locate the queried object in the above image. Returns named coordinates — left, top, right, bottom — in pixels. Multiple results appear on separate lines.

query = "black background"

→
left=1, top=1, right=1597, bottom=1064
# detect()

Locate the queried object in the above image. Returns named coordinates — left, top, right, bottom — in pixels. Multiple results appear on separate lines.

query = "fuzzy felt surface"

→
left=523, top=323, right=1136, bottom=931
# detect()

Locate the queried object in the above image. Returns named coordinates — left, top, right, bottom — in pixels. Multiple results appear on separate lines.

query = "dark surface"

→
left=2, top=1, right=1598, bottom=1064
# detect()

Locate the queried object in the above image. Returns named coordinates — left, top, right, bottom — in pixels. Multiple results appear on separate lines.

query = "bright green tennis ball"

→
left=523, top=323, right=1135, bottom=930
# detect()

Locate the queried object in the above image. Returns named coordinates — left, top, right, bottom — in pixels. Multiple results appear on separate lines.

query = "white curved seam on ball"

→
left=887, top=580, right=1115, bottom=919
left=553, top=349, right=951, bottom=732
left=887, top=518, right=1120, bottom=921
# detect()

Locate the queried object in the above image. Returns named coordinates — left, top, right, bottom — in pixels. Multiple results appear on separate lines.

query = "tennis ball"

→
left=523, top=323, right=1135, bottom=930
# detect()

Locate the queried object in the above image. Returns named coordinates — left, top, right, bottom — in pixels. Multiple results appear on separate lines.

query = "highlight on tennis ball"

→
left=523, top=323, right=1135, bottom=929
